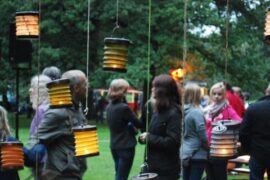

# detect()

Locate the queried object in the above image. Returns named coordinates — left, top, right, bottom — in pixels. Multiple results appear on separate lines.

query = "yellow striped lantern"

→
left=103, top=37, right=131, bottom=73
left=0, top=142, right=24, bottom=170
left=15, top=11, right=39, bottom=39
left=210, top=120, right=241, bottom=159
left=73, top=125, right=99, bottom=157
left=47, top=79, right=73, bottom=108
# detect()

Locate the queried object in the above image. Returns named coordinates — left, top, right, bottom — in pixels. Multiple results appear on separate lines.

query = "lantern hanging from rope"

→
left=210, top=120, right=241, bottom=159
left=15, top=11, right=39, bottom=39
left=103, top=37, right=131, bottom=73
left=47, top=79, right=73, bottom=108
left=0, top=142, right=24, bottom=170
left=264, top=7, right=270, bottom=44
left=73, top=125, right=99, bottom=157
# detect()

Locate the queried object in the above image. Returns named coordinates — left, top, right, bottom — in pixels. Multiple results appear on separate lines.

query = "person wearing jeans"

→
left=106, top=79, right=142, bottom=180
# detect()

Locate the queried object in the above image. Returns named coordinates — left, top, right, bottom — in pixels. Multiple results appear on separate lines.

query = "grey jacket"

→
left=180, top=104, right=208, bottom=160
left=38, top=106, right=87, bottom=180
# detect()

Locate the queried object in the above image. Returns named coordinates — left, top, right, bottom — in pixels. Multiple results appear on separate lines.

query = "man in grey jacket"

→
left=38, top=70, right=88, bottom=180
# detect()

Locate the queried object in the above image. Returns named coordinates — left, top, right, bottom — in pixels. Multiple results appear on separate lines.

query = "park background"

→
left=0, top=0, right=269, bottom=179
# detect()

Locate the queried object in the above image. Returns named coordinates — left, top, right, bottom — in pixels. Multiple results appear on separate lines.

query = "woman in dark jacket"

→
left=106, top=79, right=142, bottom=180
left=139, top=74, right=182, bottom=180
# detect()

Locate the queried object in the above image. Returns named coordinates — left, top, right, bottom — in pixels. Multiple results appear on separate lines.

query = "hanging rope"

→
left=144, top=0, right=152, bottom=164
left=84, top=0, right=91, bottom=116
left=224, top=0, right=230, bottom=79
left=180, top=0, right=188, bottom=174
left=112, top=0, right=120, bottom=34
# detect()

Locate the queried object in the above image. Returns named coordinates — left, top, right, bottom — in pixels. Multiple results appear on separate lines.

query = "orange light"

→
left=170, top=68, right=186, bottom=81
left=15, top=11, right=39, bottom=39
left=0, top=142, right=24, bottom=170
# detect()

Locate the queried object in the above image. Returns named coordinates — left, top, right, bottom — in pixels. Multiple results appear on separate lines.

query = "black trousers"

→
left=206, top=159, right=228, bottom=180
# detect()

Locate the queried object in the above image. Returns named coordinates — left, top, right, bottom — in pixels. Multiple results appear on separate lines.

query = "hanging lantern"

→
left=73, top=125, right=99, bottom=157
left=15, top=11, right=39, bottom=39
left=132, top=173, right=158, bottom=180
left=47, top=79, right=73, bottom=108
left=210, top=120, right=241, bottom=159
left=103, top=37, right=131, bottom=72
left=264, top=7, right=270, bottom=44
left=0, top=142, right=24, bottom=170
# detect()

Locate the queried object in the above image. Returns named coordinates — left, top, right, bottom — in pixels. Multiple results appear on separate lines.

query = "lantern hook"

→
left=213, top=122, right=227, bottom=134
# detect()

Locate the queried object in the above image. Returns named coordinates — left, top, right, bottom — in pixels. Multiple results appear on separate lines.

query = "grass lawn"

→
left=7, top=113, right=254, bottom=180
left=8, top=114, right=144, bottom=180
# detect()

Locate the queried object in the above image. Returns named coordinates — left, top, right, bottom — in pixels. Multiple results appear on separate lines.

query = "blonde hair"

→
left=0, top=105, right=11, bottom=139
left=184, top=83, right=201, bottom=106
left=108, top=79, right=129, bottom=101
left=210, top=82, right=226, bottom=99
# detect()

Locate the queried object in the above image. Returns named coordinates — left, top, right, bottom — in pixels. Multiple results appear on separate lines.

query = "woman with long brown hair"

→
left=139, top=74, right=182, bottom=180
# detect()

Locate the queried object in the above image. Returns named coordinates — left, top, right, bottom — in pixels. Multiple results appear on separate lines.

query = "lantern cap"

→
left=73, top=124, right=97, bottom=131
left=104, top=37, right=131, bottom=45
left=46, top=78, right=70, bottom=88
left=15, top=11, right=39, bottom=16
left=211, top=120, right=241, bottom=129
left=0, top=141, right=23, bottom=146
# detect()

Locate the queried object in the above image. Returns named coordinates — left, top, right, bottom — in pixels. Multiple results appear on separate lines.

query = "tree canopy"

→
left=0, top=0, right=269, bottom=100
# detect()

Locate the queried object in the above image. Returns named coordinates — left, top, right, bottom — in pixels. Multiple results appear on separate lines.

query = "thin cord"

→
left=181, top=0, right=188, bottom=173
left=84, top=0, right=91, bottom=116
left=112, top=0, right=120, bottom=34
left=144, top=0, right=152, bottom=163
left=225, top=0, right=229, bottom=79
left=35, top=0, right=42, bottom=178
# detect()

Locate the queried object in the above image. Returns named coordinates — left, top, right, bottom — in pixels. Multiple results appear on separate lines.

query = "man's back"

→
left=240, top=95, right=270, bottom=164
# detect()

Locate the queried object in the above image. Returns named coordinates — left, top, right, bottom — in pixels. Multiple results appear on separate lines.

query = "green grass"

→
left=7, top=114, right=256, bottom=180
left=8, top=114, right=144, bottom=180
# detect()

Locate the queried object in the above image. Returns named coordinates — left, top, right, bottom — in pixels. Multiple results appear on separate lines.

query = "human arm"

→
left=145, top=111, right=181, bottom=150
left=239, top=107, right=253, bottom=154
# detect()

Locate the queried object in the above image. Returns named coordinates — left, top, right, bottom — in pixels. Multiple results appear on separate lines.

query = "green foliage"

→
left=0, top=0, right=269, bottom=99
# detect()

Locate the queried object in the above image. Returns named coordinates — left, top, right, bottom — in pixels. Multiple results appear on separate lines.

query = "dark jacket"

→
left=146, top=107, right=182, bottom=177
left=106, top=100, right=142, bottom=149
left=38, top=106, right=87, bottom=180
left=240, top=95, right=270, bottom=165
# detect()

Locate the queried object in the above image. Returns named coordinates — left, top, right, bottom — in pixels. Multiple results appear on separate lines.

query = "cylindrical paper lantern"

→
left=73, top=125, right=99, bottom=157
left=103, top=37, right=131, bottom=72
left=15, top=11, right=39, bottom=39
left=0, top=142, right=24, bottom=170
left=210, top=120, right=241, bottom=159
left=47, top=79, right=73, bottom=108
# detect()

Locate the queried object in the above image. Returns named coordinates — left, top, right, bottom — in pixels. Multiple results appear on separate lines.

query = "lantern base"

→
left=16, top=35, right=39, bottom=39
left=103, top=67, right=127, bottom=73
left=209, top=154, right=238, bottom=160
left=264, top=35, right=270, bottom=45
left=132, top=173, right=158, bottom=180
left=76, top=152, right=99, bottom=158
left=1, top=166, right=24, bottom=171
left=50, top=104, right=73, bottom=109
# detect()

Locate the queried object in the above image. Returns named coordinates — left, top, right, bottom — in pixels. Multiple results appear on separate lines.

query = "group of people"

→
left=1, top=68, right=270, bottom=180
left=106, top=75, right=270, bottom=180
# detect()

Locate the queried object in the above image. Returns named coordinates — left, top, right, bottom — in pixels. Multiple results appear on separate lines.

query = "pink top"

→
left=205, top=104, right=242, bottom=144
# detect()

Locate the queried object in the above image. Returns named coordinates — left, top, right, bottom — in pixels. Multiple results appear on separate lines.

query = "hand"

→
left=139, top=132, right=148, bottom=144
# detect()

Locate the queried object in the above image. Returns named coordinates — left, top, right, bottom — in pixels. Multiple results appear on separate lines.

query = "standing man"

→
left=239, top=84, right=270, bottom=180
left=38, top=70, right=88, bottom=180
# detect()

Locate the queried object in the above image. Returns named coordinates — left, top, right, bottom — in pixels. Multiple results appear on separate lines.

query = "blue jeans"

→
left=249, top=156, right=270, bottom=180
left=183, top=160, right=206, bottom=180
left=111, top=148, right=135, bottom=180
